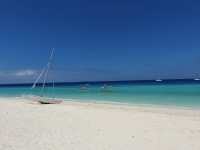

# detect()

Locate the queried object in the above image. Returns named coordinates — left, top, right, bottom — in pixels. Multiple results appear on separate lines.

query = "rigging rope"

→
left=31, top=62, right=49, bottom=89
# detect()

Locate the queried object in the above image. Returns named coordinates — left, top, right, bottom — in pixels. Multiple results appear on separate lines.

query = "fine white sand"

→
left=0, top=97, right=200, bottom=150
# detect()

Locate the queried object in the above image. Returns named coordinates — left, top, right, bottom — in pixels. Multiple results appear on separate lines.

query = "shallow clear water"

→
left=0, top=79, right=200, bottom=108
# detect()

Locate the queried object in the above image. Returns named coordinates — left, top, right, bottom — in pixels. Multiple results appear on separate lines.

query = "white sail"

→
left=156, top=72, right=162, bottom=82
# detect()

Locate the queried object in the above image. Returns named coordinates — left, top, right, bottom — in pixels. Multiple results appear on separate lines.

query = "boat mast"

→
left=40, top=48, right=54, bottom=97
left=53, top=83, right=54, bottom=99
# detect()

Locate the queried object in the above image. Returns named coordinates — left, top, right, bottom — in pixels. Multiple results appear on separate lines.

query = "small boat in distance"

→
left=22, top=49, right=62, bottom=104
left=156, top=72, right=162, bottom=82
left=194, top=78, right=200, bottom=81
left=77, top=84, right=92, bottom=92
left=98, top=84, right=115, bottom=92
left=194, top=73, right=200, bottom=81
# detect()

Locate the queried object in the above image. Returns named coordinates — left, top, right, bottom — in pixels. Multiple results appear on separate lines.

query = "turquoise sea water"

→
left=0, top=79, right=200, bottom=108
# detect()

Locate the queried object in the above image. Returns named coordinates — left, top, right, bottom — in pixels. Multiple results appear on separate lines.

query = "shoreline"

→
left=2, top=97, right=200, bottom=117
left=13, top=96, right=200, bottom=111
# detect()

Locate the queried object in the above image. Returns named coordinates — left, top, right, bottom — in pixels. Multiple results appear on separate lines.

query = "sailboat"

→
left=22, top=49, right=62, bottom=104
left=194, top=73, right=200, bottom=81
left=156, top=72, right=162, bottom=82
left=77, top=84, right=92, bottom=92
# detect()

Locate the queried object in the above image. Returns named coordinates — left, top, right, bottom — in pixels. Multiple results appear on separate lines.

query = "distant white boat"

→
left=194, top=73, right=200, bottom=81
left=98, top=84, right=115, bottom=92
left=156, top=73, right=162, bottom=82
left=77, top=84, right=92, bottom=92
left=22, top=49, right=62, bottom=104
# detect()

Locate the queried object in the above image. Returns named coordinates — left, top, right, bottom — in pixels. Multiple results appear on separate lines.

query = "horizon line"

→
left=0, top=78, right=198, bottom=86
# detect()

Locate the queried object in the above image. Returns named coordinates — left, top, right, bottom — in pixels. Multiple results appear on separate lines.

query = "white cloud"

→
left=14, top=70, right=36, bottom=76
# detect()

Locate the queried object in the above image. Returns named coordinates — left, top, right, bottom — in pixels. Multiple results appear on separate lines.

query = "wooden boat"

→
left=98, top=84, right=115, bottom=92
left=77, top=84, right=92, bottom=92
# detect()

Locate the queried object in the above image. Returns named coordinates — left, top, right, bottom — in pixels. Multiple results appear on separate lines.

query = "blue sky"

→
left=0, top=0, right=200, bottom=84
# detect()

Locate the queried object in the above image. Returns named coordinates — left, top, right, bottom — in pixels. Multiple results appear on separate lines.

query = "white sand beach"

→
left=0, top=97, right=200, bottom=150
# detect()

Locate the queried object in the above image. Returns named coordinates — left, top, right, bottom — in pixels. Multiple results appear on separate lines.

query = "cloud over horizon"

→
left=14, top=70, right=36, bottom=77
left=0, top=61, right=199, bottom=84
left=0, top=68, right=38, bottom=77
left=0, top=66, right=123, bottom=84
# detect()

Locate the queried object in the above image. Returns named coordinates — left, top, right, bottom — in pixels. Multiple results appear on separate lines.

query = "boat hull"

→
left=98, top=90, right=115, bottom=92
left=77, top=89, right=92, bottom=92
left=156, top=80, right=162, bottom=82
left=22, top=94, right=62, bottom=104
